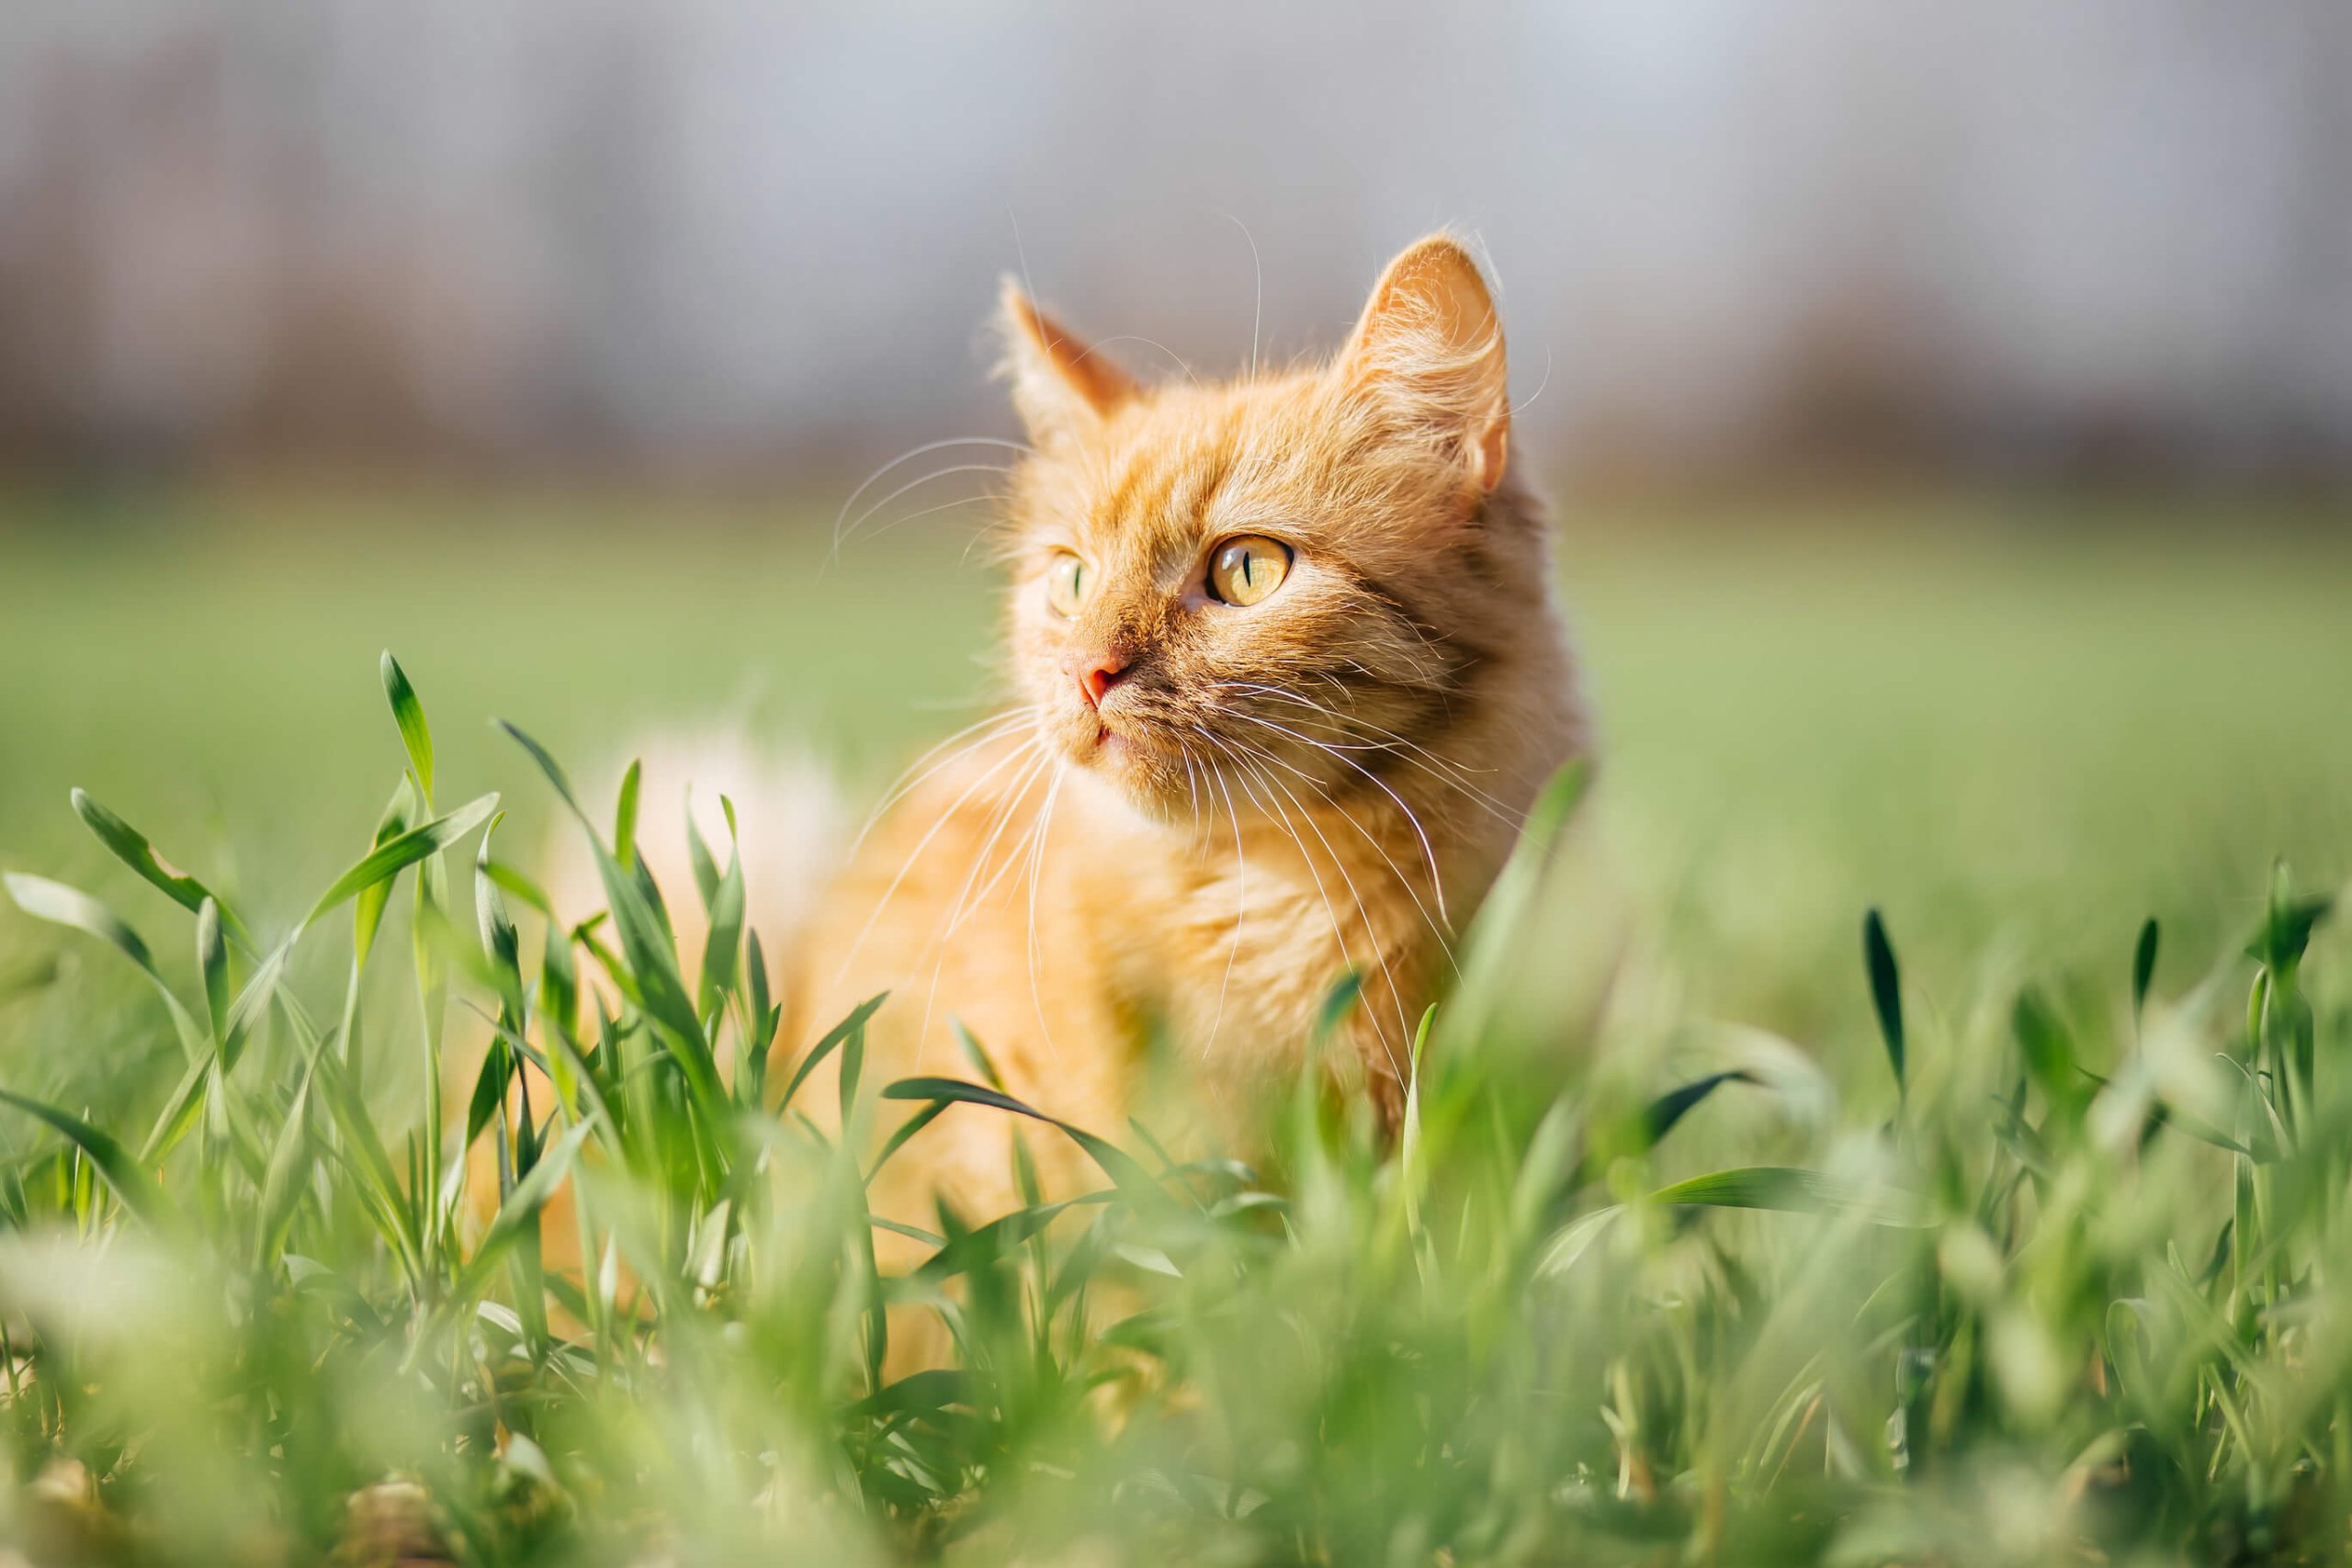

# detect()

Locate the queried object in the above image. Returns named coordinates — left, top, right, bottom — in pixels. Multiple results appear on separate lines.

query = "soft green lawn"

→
left=7, top=487, right=2348, bottom=1069
left=3, top=484, right=2352, bottom=1563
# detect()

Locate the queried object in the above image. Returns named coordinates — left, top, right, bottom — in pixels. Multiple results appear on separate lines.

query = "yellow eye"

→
left=1206, top=535, right=1292, bottom=607
left=1045, top=550, right=1088, bottom=618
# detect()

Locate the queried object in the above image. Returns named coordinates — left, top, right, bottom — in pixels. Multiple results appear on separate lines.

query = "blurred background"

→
left=5, top=0, right=2350, bottom=486
left=4, top=1, right=2350, bottom=1083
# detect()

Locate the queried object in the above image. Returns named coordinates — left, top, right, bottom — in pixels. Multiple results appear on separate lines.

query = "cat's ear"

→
left=997, top=280, right=1138, bottom=445
left=1337, top=234, right=1511, bottom=491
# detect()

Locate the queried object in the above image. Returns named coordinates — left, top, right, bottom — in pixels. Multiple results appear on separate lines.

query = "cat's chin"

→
left=1062, top=723, right=1200, bottom=828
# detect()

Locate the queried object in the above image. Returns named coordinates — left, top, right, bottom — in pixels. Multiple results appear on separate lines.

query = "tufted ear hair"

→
left=1336, top=234, right=1511, bottom=491
left=996, top=280, right=1139, bottom=446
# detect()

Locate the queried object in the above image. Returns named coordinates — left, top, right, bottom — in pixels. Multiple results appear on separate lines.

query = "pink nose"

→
left=1067, top=649, right=1132, bottom=709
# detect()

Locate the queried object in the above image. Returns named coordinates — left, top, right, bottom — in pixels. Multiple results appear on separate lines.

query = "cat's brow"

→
left=1095, top=434, right=1234, bottom=558
left=1094, top=443, right=1168, bottom=535
left=1164, top=441, right=1235, bottom=527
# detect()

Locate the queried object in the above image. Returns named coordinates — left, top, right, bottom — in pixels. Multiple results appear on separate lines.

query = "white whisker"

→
left=1225, top=213, right=1263, bottom=381
left=838, top=463, right=1014, bottom=550
left=1219, top=723, right=1458, bottom=978
left=1214, top=681, right=1524, bottom=828
left=851, top=707, right=1035, bottom=858
left=1222, top=707, right=1453, bottom=930
left=831, top=733, right=1039, bottom=989
left=1212, top=737, right=1415, bottom=1077
left=856, top=489, right=1007, bottom=547
left=1201, top=740, right=1250, bottom=1060
left=1204, top=736, right=1408, bottom=1091
left=919, top=750, right=1053, bottom=1047
left=1085, top=334, right=1200, bottom=389
left=831, top=436, right=1034, bottom=555
left=1023, top=763, right=1067, bottom=1064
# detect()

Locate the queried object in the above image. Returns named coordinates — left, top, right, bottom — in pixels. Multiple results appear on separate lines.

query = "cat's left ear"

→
left=997, top=280, right=1139, bottom=446
left=1337, top=234, right=1511, bottom=491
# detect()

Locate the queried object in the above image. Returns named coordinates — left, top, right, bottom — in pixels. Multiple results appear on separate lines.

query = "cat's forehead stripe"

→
left=1091, top=428, right=1238, bottom=564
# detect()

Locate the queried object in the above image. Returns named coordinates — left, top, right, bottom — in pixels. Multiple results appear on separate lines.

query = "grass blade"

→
left=697, top=847, right=745, bottom=1020
left=779, top=994, right=888, bottom=1114
left=2132, top=917, right=2161, bottom=1020
left=613, top=759, right=643, bottom=873
left=1862, top=908, right=1905, bottom=1094
left=1314, top=970, right=1364, bottom=1041
left=5, top=872, right=202, bottom=1057
left=220, top=936, right=292, bottom=1074
left=255, top=1074, right=317, bottom=1265
left=1450, top=759, right=1591, bottom=1039
left=68, top=789, right=254, bottom=948
left=353, top=778, right=417, bottom=967
left=135, top=1052, right=214, bottom=1165
left=458, top=1117, right=597, bottom=1296
left=6, top=871, right=154, bottom=980
left=1654, top=1166, right=1917, bottom=1225
left=0, top=1089, right=178, bottom=1229
left=301, top=793, right=498, bottom=932
left=379, top=651, right=435, bottom=804
left=195, top=897, right=229, bottom=1050
left=496, top=719, right=585, bottom=821
left=1566, top=1070, right=1759, bottom=1193
left=912, top=1192, right=1115, bottom=1281
left=475, top=814, right=524, bottom=1015
left=881, top=1075, right=1165, bottom=1207
left=2012, top=987, right=2077, bottom=1111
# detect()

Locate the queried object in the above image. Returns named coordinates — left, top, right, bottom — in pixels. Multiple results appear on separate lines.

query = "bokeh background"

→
left=5, top=1, right=2351, bottom=1086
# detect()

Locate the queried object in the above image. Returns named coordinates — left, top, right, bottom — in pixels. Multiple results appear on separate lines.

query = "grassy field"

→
left=8, top=488, right=2348, bottom=1064
left=1, top=484, right=2350, bottom=1562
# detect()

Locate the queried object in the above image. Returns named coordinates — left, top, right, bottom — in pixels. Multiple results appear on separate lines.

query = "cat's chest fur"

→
left=1074, top=771, right=1460, bottom=1110
left=781, top=731, right=1471, bottom=1215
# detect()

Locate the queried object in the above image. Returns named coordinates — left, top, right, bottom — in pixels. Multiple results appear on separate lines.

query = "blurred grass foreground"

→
left=0, top=486, right=2350, bottom=1563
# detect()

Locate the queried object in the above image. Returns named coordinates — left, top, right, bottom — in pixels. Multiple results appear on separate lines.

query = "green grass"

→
left=1, top=486, right=2350, bottom=1563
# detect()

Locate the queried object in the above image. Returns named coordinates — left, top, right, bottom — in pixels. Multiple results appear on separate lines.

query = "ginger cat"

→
left=785, top=233, right=1586, bottom=1258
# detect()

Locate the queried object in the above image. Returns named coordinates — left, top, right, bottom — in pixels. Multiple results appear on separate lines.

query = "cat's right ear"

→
left=997, top=280, right=1138, bottom=445
left=1337, top=234, right=1511, bottom=491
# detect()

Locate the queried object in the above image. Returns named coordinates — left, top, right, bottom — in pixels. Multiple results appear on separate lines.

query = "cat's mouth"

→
left=1043, top=700, right=1199, bottom=816
left=1092, top=718, right=1143, bottom=761
left=1076, top=711, right=1174, bottom=785
left=1091, top=728, right=1148, bottom=761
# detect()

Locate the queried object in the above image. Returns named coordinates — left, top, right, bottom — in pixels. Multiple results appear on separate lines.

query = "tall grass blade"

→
left=4, top=873, right=202, bottom=1057
left=379, top=651, right=435, bottom=804
left=67, top=789, right=254, bottom=947
left=496, top=719, right=586, bottom=821
left=0, top=1089, right=177, bottom=1229
left=696, top=847, right=745, bottom=1019
left=881, top=1076, right=1165, bottom=1207
left=195, top=897, right=229, bottom=1051
left=2132, top=917, right=2161, bottom=1020
left=780, top=994, right=888, bottom=1113
left=1450, top=759, right=1590, bottom=1039
left=302, top=793, right=499, bottom=931
left=352, top=778, right=417, bottom=966
left=1863, top=908, right=1905, bottom=1093
left=613, top=759, right=643, bottom=872
left=458, top=1117, right=598, bottom=1296
left=1653, top=1166, right=1915, bottom=1224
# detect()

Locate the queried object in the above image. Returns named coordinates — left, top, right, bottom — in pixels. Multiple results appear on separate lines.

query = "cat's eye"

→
left=1045, top=550, right=1088, bottom=618
left=1206, top=536, right=1292, bottom=607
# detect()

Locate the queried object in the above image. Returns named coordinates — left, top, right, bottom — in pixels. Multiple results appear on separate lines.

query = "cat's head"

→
left=998, top=234, right=1544, bottom=827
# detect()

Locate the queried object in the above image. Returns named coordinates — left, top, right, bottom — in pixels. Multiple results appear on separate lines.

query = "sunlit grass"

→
left=1, top=489, right=2350, bottom=1562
